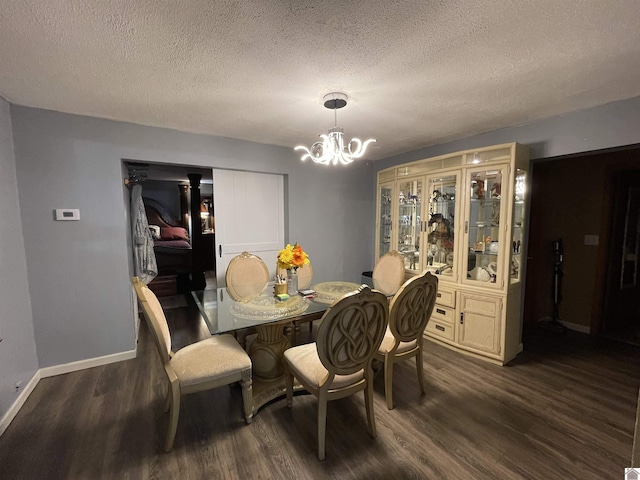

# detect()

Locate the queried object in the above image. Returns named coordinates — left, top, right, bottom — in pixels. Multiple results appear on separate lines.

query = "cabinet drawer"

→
left=432, top=304, right=455, bottom=324
left=426, top=317, right=454, bottom=341
left=435, top=287, right=455, bottom=308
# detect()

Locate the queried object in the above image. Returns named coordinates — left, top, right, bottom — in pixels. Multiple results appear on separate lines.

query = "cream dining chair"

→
left=225, top=251, right=271, bottom=300
left=372, top=250, right=405, bottom=296
left=132, top=276, right=253, bottom=451
left=284, top=285, right=388, bottom=460
left=374, top=270, right=438, bottom=409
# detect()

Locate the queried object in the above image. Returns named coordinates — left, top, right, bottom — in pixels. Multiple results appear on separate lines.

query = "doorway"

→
left=600, top=169, right=640, bottom=343
left=524, top=145, right=640, bottom=342
left=125, top=161, right=214, bottom=295
left=125, top=162, right=287, bottom=293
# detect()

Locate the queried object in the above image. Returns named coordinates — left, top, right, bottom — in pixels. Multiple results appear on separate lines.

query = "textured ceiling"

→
left=1, top=1, right=639, bottom=160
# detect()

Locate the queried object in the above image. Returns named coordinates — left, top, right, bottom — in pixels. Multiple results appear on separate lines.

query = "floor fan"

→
left=539, top=239, right=566, bottom=333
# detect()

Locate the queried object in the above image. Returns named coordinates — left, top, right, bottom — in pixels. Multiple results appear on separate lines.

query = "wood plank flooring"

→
left=1, top=297, right=639, bottom=480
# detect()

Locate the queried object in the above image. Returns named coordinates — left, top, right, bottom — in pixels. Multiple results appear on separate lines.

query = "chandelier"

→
left=295, top=92, right=376, bottom=166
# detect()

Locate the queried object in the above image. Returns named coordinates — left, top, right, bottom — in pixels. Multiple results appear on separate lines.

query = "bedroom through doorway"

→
left=125, top=161, right=215, bottom=297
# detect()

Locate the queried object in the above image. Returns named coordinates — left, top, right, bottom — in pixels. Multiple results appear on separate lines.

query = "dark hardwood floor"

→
left=1, top=296, right=639, bottom=480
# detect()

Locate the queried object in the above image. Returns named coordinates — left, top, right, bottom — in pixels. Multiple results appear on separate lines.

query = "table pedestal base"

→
left=246, top=321, right=315, bottom=412
left=249, top=323, right=291, bottom=380
left=251, top=376, right=305, bottom=412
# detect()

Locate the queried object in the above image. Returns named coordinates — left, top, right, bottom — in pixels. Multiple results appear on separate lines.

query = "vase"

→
left=287, top=269, right=298, bottom=295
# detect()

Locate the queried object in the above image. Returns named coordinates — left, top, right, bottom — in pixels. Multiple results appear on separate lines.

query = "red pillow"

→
left=160, top=226, right=189, bottom=241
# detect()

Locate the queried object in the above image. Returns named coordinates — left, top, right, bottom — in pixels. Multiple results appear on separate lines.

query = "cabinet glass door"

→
left=426, top=172, right=458, bottom=281
left=464, top=166, right=507, bottom=287
left=397, top=177, right=422, bottom=273
left=511, top=169, right=526, bottom=283
left=377, top=182, right=394, bottom=259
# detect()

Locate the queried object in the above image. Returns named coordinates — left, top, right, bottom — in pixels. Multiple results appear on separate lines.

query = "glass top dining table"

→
left=190, top=275, right=375, bottom=413
left=191, top=279, right=369, bottom=335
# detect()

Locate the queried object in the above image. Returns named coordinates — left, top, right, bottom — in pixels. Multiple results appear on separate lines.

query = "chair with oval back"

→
left=283, top=285, right=389, bottom=460
left=132, top=276, right=253, bottom=451
left=225, top=251, right=271, bottom=300
left=372, top=250, right=405, bottom=296
left=374, top=270, right=438, bottom=409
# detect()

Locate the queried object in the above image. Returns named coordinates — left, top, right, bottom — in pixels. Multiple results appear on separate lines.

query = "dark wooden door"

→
left=601, top=169, right=640, bottom=340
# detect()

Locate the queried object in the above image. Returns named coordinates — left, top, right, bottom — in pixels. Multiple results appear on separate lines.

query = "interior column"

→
left=188, top=173, right=206, bottom=290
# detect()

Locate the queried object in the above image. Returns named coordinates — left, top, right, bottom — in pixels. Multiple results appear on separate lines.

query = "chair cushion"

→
left=377, top=327, right=417, bottom=355
left=284, top=343, right=364, bottom=389
left=171, top=334, right=251, bottom=387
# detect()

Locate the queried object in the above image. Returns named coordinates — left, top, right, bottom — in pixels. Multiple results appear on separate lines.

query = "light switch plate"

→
left=54, top=209, right=80, bottom=221
left=584, top=234, right=599, bottom=246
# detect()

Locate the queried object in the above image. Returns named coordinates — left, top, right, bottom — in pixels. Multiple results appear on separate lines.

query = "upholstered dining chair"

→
left=374, top=270, right=438, bottom=409
left=225, top=251, right=271, bottom=300
left=284, top=285, right=388, bottom=460
left=132, top=276, right=253, bottom=452
left=372, top=250, right=405, bottom=296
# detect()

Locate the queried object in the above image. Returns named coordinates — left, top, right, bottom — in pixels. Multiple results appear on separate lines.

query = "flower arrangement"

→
left=277, top=243, right=310, bottom=271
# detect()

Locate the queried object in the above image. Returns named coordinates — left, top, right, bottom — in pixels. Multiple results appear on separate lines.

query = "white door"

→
left=213, top=170, right=285, bottom=286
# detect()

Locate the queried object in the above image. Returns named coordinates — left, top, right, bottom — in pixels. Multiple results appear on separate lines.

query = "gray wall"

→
left=10, top=106, right=375, bottom=368
left=0, top=99, right=38, bottom=419
left=376, top=95, right=640, bottom=170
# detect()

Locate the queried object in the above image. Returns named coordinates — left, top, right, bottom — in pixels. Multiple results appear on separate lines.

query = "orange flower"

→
left=277, top=243, right=310, bottom=270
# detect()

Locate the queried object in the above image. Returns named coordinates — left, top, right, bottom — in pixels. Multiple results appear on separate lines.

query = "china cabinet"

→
left=376, top=181, right=394, bottom=258
left=375, top=143, right=529, bottom=365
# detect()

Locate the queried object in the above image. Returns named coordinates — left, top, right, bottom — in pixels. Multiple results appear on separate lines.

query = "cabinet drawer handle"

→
left=435, top=324, right=445, bottom=332
left=436, top=293, right=442, bottom=298
left=436, top=308, right=446, bottom=315
left=460, top=313, right=464, bottom=324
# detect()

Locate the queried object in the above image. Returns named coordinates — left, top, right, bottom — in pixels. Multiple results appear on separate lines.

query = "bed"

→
left=144, top=198, right=193, bottom=276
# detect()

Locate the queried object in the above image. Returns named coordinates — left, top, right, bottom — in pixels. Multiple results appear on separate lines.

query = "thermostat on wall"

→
left=54, top=209, right=80, bottom=221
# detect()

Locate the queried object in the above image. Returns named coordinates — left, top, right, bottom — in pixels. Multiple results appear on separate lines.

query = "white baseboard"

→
left=0, top=370, right=41, bottom=437
left=39, top=349, right=137, bottom=378
left=0, top=349, right=137, bottom=437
